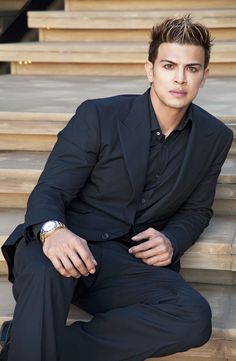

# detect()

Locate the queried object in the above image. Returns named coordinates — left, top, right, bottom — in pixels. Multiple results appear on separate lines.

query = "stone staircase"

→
left=0, top=1, right=236, bottom=360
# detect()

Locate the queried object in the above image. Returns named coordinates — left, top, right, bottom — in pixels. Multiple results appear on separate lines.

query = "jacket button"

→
left=102, top=233, right=109, bottom=240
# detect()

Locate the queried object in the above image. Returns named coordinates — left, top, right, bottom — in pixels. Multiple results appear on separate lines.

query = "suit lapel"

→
left=118, top=90, right=151, bottom=203
left=171, top=104, right=214, bottom=197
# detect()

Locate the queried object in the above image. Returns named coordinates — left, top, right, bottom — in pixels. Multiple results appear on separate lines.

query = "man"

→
left=0, top=14, right=233, bottom=361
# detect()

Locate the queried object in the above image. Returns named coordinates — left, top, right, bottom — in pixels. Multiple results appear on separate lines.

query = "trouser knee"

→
left=181, top=292, right=212, bottom=349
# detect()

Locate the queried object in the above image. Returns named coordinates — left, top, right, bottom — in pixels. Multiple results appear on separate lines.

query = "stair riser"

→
left=30, top=15, right=236, bottom=31
left=39, top=28, right=236, bottom=42
left=0, top=192, right=235, bottom=212
left=65, top=0, right=236, bottom=11
left=10, top=62, right=236, bottom=77
left=213, top=199, right=236, bottom=216
left=181, top=269, right=236, bottom=286
left=0, top=134, right=235, bottom=152
left=0, top=134, right=57, bottom=151
left=1, top=252, right=236, bottom=278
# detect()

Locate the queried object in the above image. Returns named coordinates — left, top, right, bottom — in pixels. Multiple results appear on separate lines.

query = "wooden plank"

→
left=65, top=0, right=236, bottom=11
left=147, top=339, right=226, bottom=359
left=0, top=134, right=56, bottom=151
left=213, top=200, right=236, bottom=216
left=0, top=112, right=234, bottom=126
left=0, top=119, right=64, bottom=134
left=0, top=152, right=234, bottom=192
left=39, top=27, right=236, bottom=42
left=0, top=193, right=29, bottom=208
left=215, top=185, right=236, bottom=199
left=181, top=269, right=235, bottom=285
left=0, top=112, right=70, bottom=122
left=10, top=62, right=236, bottom=77
left=0, top=213, right=236, bottom=273
left=28, top=10, right=236, bottom=29
left=0, top=41, right=235, bottom=63
left=181, top=253, right=232, bottom=271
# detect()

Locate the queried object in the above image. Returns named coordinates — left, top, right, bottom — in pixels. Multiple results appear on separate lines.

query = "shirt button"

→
left=102, top=233, right=109, bottom=240
left=141, top=198, right=146, bottom=204
left=156, top=131, right=161, bottom=136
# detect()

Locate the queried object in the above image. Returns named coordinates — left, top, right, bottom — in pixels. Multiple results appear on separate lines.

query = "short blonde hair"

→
left=148, top=14, right=213, bottom=68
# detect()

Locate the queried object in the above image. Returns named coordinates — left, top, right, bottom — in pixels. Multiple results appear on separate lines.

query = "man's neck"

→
left=150, top=90, right=188, bottom=137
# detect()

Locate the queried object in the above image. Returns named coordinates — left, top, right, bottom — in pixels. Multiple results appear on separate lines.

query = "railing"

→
left=0, top=0, right=59, bottom=43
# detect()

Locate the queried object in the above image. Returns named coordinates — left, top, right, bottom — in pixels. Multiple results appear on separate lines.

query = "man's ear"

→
left=200, top=67, right=209, bottom=88
left=144, top=61, right=154, bottom=83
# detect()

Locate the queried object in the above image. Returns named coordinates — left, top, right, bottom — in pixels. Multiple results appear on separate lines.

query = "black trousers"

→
left=8, top=237, right=212, bottom=361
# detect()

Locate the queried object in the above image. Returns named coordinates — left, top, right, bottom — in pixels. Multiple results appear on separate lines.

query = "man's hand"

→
left=42, top=228, right=97, bottom=278
left=128, top=228, right=173, bottom=266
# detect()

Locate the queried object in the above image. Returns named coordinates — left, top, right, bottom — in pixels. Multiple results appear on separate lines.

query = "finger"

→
left=142, top=254, right=172, bottom=266
left=132, top=247, right=159, bottom=259
left=152, top=259, right=172, bottom=266
left=74, top=240, right=97, bottom=274
left=60, top=255, right=83, bottom=278
left=49, top=256, right=73, bottom=278
left=67, top=250, right=90, bottom=277
left=129, top=238, right=157, bottom=254
left=131, top=227, right=158, bottom=241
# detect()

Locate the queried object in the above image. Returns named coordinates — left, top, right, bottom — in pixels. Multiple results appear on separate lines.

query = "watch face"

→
left=43, top=221, right=56, bottom=232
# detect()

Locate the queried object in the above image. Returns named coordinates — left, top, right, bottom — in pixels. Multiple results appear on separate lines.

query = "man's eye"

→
left=188, top=67, right=198, bottom=73
left=164, top=64, right=173, bottom=69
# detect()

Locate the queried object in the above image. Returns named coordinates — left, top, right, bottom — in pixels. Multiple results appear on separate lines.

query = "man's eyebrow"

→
left=160, top=59, right=203, bottom=68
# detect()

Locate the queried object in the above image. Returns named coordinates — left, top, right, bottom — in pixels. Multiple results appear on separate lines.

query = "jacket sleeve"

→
left=24, top=100, right=100, bottom=234
left=162, top=129, right=233, bottom=261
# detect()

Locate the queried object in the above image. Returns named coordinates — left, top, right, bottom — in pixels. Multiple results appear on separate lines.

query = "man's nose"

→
left=174, top=69, right=186, bottom=84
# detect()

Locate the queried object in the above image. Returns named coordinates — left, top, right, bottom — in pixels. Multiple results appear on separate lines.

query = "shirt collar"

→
left=149, top=94, right=192, bottom=132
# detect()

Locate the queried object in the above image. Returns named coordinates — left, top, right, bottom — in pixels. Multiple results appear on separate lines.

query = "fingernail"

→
left=84, top=272, right=89, bottom=277
left=128, top=248, right=133, bottom=254
left=93, top=259, right=97, bottom=265
left=90, top=268, right=96, bottom=274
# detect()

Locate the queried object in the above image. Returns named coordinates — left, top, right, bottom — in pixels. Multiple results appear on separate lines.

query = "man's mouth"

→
left=169, top=90, right=187, bottom=97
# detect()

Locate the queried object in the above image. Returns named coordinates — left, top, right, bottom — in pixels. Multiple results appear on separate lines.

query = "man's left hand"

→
left=128, top=228, right=173, bottom=266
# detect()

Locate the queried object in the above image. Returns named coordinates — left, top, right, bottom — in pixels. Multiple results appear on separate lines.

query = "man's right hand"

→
left=42, top=228, right=97, bottom=278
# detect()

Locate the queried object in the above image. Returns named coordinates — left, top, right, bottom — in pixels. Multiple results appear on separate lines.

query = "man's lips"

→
left=169, top=90, right=187, bottom=97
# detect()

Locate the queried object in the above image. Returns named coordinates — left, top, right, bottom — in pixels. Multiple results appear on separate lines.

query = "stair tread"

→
left=28, top=9, right=236, bottom=29
left=0, top=40, right=235, bottom=51
left=0, top=278, right=236, bottom=341
left=0, top=75, right=235, bottom=117
left=0, top=211, right=235, bottom=255
left=0, top=116, right=235, bottom=135
left=0, top=151, right=235, bottom=182
left=0, top=41, right=235, bottom=63
left=65, top=0, right=236, bottom=11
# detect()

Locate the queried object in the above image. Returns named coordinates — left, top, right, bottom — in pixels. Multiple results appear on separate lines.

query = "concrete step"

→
left=64, top=0, right=236, bottom=11
left=0, top=151, right=235, bottom=208
left=0, top=111, right=235, bottom=152
left=0, top=75, right=235, bottom=116
left=0, top=41, right=235, bottom=76
left=0, top=112, right=66, bottom=151
left=28, top=9, right=236, bottom=42
left=0, top=277, right=236, bottom=360
left=1, top=209, right=236, bottom=275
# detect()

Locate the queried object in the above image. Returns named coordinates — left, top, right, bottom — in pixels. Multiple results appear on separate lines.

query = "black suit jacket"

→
left=2, top=89, right=233, bottom=282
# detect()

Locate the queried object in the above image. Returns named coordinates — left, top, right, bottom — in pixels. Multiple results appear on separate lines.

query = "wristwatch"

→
left=40, top=220, right=66, bottom=243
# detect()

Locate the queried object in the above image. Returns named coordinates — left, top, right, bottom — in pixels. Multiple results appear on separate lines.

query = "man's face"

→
left=145, top=42, right=209, bottom=111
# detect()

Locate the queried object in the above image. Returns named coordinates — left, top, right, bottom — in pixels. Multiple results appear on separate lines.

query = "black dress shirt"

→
left=135, top=96, right=192, bottom=221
